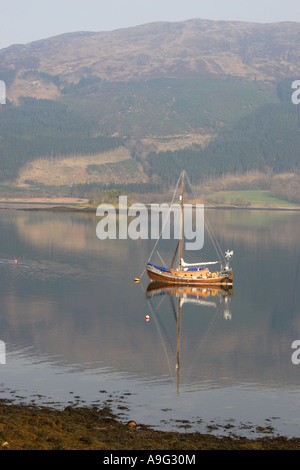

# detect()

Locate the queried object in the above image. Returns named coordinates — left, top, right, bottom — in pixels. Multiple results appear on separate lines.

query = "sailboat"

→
left=146, top=170, right=234, bottom=287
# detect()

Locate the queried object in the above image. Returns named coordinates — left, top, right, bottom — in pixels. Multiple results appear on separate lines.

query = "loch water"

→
left=0, top=206, right=300, bottom=438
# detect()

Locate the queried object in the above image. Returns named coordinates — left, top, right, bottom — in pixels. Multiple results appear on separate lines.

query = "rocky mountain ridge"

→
left=1, top=19, right=300, bottom=101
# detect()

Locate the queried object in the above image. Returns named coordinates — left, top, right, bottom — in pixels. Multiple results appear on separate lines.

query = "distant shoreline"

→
left=0, top=197, right=87, bottom=206
left=0, top=198, right=300, bottom=212
left=6, top=204, right=300, bottom=212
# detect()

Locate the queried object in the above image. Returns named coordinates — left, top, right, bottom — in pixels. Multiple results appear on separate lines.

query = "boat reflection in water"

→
left=146, top=282, right=233, bottom=393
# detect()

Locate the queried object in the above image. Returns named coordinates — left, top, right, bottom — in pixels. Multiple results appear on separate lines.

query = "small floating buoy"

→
left=14, top=259, right=18, bottom=263
left=134, top=278, right=140, bottom=283
left=145, top=315, right=150, bottom=322
left=127, top=420, right=137, bottom=428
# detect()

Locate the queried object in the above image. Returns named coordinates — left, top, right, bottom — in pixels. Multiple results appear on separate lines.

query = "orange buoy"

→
left=128, top=420, right=137, bottom=428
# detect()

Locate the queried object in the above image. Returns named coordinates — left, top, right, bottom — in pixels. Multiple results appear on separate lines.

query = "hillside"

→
left=1, top=19, right=300, bottom=103
left=0, top=19, right=300, bottom=200
left=60, top=77, right=278, bottom=138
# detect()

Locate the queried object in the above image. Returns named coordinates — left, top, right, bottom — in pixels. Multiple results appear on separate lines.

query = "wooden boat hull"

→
left=146, top=263, right=233, bottom=287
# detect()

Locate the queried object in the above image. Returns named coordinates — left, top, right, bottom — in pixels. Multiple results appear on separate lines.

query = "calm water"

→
left=0, top=206, right=300, bottom=438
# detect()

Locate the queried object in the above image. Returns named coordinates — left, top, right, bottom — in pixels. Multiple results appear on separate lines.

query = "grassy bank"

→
left=204, top=190, right=299, bottom=208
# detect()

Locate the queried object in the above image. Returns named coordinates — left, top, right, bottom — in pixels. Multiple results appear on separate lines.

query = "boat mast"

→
left=176, top=295, right=181, bottom=394
left=178, top=170, right=184, bottom=270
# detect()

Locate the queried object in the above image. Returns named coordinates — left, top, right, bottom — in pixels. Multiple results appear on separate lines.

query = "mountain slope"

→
left=1, top=19, right=300, bottom=102
left=0, top=19, right=300, bottom=197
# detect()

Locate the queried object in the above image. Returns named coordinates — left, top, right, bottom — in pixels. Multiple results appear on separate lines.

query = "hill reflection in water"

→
left=0, top=208, right=299, bottom=436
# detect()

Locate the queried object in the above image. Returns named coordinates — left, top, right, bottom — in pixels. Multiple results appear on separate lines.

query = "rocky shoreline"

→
left=0, top=399, right=299, bottom=451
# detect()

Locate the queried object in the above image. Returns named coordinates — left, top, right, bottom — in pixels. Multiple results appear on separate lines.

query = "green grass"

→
left=205, top=190, right=299, bottom=207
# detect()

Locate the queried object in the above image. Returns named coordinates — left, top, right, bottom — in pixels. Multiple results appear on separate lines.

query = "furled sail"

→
left=181, top=258, right=221, bottom=267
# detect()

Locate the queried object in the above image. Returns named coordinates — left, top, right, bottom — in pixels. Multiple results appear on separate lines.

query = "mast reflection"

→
left=146, top=282, right=233, bottom=393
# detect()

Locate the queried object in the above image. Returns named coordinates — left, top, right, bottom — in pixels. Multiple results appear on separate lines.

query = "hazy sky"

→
left=1, top=0, right=300, bottom=49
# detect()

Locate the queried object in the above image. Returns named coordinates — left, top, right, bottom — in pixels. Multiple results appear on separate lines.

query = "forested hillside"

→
left=59, top=77, right=277, bottom=137
left=0, top=98, right=123, bottom=181
left=0, top=77, right=279, bottom=186
left=0, top=77, right=299, bottom=200
left=0, top=18, right=300, bottom=201
left=146, top=92, right=300, bottom=185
